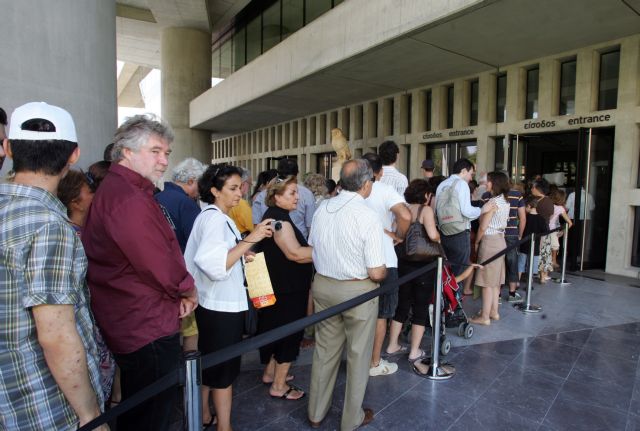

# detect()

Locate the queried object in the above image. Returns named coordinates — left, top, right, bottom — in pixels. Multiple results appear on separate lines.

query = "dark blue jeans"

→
left=113, top=333, right=181, bottom=431
left=441, top=230, right=470, bottom=289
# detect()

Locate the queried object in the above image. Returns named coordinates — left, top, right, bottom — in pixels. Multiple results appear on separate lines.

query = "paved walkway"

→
left=229, top=273, right=640, bottom=430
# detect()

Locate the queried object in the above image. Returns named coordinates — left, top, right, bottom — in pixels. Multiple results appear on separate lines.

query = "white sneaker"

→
left=369, top=358, right=398, bottom=376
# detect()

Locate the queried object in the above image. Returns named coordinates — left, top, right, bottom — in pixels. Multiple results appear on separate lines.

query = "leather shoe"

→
left=308, top=417, right=323, bottom=428
left=357, top=408, right=374, bottom=428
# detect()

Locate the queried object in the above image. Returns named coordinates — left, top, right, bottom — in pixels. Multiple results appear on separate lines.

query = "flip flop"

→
left=270, top=384, right=305, bottom=401
left=202, top=415, right=217, bottom=430
left=262, top=374, right=294, bottom=385
left=385, top=345, right=408, bottom=357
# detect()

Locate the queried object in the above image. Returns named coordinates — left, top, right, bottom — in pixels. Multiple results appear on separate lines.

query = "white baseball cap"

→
left=8, top=102, right=77, bottom=142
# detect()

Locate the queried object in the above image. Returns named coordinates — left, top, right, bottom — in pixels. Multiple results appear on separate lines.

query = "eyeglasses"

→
left=275, top=175, right=287, bottom=184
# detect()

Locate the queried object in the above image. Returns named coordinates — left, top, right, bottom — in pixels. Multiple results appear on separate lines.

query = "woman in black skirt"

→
left=258, top=175, right=313, bottom=400
left=184, top=164, right=274, bottom=430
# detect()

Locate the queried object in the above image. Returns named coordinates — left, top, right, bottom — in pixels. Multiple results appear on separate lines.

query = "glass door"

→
left=425, top=143, right=450, bottom=176
left=572, top=127, right=614, bottom=270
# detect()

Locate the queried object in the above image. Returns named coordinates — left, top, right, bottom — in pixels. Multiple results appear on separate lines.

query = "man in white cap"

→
left=0, top=102, right=106, bottom=430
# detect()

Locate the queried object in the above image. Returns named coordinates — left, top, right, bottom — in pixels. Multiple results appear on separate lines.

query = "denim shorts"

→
left=518, top=252, right=539, bottom=275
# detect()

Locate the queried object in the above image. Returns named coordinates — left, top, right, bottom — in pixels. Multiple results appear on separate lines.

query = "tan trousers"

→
left=308, top=274, right=378, bottom=431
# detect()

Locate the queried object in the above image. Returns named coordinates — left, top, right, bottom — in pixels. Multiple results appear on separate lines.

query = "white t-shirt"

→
left=365, top=181, right=405, bottom=268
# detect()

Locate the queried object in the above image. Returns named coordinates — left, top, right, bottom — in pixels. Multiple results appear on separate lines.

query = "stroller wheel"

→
left=464, top=324, right=474, bottom=339
left=440, top=337, right=451, bottom=356
left=457, top=323, right=466, bottom=337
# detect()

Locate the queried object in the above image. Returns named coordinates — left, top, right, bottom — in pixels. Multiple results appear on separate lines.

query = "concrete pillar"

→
left=0, top=0, right=116, bottom=171
left=161, top=27, right=211, bottom=168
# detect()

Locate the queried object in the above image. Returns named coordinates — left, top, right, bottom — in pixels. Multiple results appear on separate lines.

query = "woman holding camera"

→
left=258, top=175, right=313, bottom=400
left=184, top=164, right=274, bottom=430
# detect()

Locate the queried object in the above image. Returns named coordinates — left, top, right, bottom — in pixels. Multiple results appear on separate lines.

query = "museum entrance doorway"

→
left=506, top=128, right=614, bottom=270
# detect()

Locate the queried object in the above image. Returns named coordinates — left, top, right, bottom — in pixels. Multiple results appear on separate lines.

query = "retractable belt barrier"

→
left=80, top=226, right=567, bottom=430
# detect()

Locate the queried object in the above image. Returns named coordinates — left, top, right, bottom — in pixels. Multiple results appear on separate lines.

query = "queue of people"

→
left=0, top=101, right=575, bottom=431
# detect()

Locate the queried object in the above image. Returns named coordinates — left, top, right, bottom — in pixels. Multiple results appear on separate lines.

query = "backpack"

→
left=396, top=205, right=442, bottom=262
left=436, top=179, right=467, bottom=236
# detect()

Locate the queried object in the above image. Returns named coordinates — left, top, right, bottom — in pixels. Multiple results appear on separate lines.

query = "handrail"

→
left=79, top=227, right=563, bottom=430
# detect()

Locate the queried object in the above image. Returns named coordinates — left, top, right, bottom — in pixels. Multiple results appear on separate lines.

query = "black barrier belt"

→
left=79, top=226, right=565, bottom=430
left=79, top=368, right=182, bottom=431
left=79, top=259, right=438, bottom=430
left=477, top=227, right=562, bottom=267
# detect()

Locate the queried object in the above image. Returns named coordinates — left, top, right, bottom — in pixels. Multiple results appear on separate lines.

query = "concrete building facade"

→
left=193, top=0, right=640, bottom=278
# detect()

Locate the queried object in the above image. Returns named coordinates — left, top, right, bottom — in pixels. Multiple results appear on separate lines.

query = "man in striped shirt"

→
left=379, top=140, right=408, bottom=196
left=308, top=159, right=386, bottom=430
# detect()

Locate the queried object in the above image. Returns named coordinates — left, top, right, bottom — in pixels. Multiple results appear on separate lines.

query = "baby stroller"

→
left=429, top=262, right=474, bottom=356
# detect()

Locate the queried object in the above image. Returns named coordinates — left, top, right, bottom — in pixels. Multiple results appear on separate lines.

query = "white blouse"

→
left=486, top=195, right=510, bottom=235
left=184, top=204, right=248, bottom=312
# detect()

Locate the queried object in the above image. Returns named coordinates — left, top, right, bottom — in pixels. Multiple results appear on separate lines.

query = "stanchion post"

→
left=426, top=257, right=454, bottom=380
left=515, top=234, right=542, bottom=313
left=554, top=223, right=571, bottom=286
left=184, top=350, right=202, bottom=431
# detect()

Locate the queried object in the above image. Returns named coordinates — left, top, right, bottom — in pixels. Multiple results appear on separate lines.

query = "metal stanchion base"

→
left=423, top=359, right=455, bottom=380
left=514, top=303, right=542, bottom=313
left=552, top=278, right=571, bottom=286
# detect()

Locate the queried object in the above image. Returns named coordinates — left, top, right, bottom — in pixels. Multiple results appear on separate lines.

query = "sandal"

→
left=202, top=415, right=217, bottom=430
left=270, top=384, right=305, bottom=401
left=408, top=349, right=426, bottom=363
left=262, top=374, right=294, bottom=385
left=490, top=314, right=500, bottom=321
left=385, top=345, right=408, bottom=357
left=469, top=315, right=490, bottom=326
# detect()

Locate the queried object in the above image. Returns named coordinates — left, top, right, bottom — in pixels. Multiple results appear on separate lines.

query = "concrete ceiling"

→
left=193, top=0, right=640, bottom=134
left=115, top=0, right=248, bottom=107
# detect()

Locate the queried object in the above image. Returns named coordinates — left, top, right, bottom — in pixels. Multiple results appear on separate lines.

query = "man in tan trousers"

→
left=307, top=159, right=387, bottom=430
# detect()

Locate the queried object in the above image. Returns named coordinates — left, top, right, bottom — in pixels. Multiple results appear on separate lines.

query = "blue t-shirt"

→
left=155, top=182, right=201, bottom=253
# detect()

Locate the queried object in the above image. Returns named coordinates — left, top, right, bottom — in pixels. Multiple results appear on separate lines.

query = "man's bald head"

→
left=340, top=159, right=373, bottom=192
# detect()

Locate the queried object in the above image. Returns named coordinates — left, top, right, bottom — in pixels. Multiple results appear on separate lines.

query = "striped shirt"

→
left=309, top=190, right=386, bottom=280
left=486, top=194, right=510, bottom=235
left=0, top=183, right=103, bottom=430
left=380, top=166, right=408, bottom=197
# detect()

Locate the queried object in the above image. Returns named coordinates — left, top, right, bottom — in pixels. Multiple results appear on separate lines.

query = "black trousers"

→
left=113, top=333, right=181, bottom=431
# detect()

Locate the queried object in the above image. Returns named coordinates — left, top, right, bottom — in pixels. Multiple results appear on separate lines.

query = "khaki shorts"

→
left=181, top=312, right=198, bottom=337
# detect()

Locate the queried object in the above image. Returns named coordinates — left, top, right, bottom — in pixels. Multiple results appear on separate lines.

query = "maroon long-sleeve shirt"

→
left=82, top=163, right=195, bottom=354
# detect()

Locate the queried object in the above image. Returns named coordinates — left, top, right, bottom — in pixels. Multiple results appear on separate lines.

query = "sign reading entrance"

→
left=523, top=114, right=613, bottom=130
left=422, top=129, right=475, bottom=140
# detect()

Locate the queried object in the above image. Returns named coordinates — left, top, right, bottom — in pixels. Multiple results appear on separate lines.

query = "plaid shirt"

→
left=0, top=183, right=103, bottom=430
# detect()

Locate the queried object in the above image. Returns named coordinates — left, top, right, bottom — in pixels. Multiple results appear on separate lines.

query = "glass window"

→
left=387, top=98, right=394, bottom=136
left=263, top=1, right=281, bottom=53
left=425, top=90, right=432, bottom=131
left=525, top=67, right=539, bottom=119
left=598, top=49, right=620, bottom=111
left=633, top=207, right=640, bottom=267
left=220, top=38, right=233, bottom=78
left=446, top=85, right=454, bottom=129
left=459, top=142, right=477, bottom=167
left=282, top=0, right=303, bottom=39
left=496, top=73, right=507, bottom=123
left=233, top=27, right=246, bottom=71
left=212, top=47, right=221, bottom=79
left=494, top=137, right=505, bottom=171
left=246, top=15, right=262, bottom=63
left=559, top=59, right=576, bottom=115
left=470, top=80, right=479, bottom=126
left=406, top=94, right=412, bottom=134
left=305, top=0, right=332, bottom=23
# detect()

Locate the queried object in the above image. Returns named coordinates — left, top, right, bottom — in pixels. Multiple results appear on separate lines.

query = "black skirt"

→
left=257, top=291, right=308, bottom=364
left=195, top=307, right=245, bottom=388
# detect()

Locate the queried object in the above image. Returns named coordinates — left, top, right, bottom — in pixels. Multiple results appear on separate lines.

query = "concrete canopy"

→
left=191, top=0, right=640, bottom=135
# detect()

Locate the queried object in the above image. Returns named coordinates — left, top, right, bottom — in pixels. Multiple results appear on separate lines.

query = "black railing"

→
left=79, top=224, right=568, bottom=430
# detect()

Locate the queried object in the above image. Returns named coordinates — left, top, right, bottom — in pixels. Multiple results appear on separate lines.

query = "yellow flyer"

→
left=244, top=252, right=276, bottom=308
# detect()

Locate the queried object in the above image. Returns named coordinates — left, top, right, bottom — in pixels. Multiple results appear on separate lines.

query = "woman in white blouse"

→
left=184, top=164, right=273, bottom=431
left=470, top=171, right=511, bottom=326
